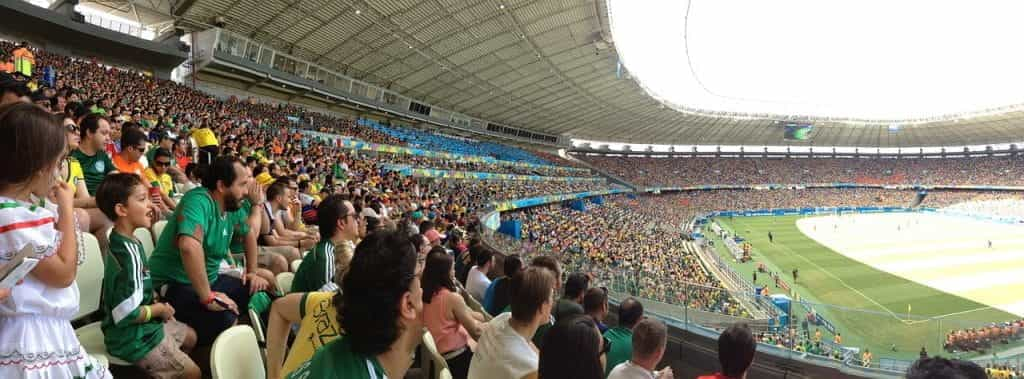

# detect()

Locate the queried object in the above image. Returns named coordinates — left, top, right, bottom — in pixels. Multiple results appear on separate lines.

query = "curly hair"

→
left=336, top=228, right=417, bottom=356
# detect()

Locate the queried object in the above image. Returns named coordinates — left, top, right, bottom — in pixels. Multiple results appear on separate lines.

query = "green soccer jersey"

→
left=286, top=338, right=384, bottom=379
left=603, top=326, right=634, bottom=377
left=101, top=231, right=164, bottom=363
left=228, top=199, right=253, bottom=255
left=70, top=148, right=114, bottom=195
left=150, top=187, right=234, bottom=287
left=291, top=240, right=337, bottom=293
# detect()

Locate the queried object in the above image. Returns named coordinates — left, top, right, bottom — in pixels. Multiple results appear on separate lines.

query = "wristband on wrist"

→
left=202, top=292, right=217, bottom=305
left=142, top=305, right=151, bottom=322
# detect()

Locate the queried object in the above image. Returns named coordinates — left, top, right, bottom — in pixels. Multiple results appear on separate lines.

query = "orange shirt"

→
left=0, top=61, right=12, bottom=73
left=112, top=153, right=146, bottom=182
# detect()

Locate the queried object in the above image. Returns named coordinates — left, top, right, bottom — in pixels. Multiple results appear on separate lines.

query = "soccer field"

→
left=713, top=213, right=1024, bottom=361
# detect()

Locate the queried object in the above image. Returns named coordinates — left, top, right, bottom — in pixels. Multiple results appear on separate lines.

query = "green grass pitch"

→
left=711, top=215, right=1020, bottom=361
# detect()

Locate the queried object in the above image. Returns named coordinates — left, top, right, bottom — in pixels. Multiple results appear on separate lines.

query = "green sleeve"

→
left=176, top=193, right=210, bottom=243
left=291, top=253, right=319, bottom=293
left=102, top=239, right=143, bottom=326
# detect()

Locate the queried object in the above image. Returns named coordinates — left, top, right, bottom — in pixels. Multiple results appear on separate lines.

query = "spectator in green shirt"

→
left=604, top=297, right=645, bottom=377
left=291, top=194, right=359, bottom=293
left=148, top=156, right=270, bottom=345
left=70, top=114, right=114, bottom=196
left=287, top=229, right=424, bottom=379
left=96, top=173, right=200, bottom=379
left=68, top=113, right=115, bottom=236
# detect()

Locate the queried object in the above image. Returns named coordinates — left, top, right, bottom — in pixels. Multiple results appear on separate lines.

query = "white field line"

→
left=796, top=213, right=1024, bottom=322
left=766, top=229, right=910, bottom=323
left=732, top=218, right=910, bottom=323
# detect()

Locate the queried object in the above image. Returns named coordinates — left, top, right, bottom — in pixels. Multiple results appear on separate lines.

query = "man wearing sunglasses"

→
left=114, top=125, right=170, bottom=214
left=143, top=148, right=178, bottom=210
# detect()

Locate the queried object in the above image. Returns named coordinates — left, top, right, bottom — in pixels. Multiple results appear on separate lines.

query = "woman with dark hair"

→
left=539, top=314, right=606, bottom=379
left=422, top=249, right=486, bottom=379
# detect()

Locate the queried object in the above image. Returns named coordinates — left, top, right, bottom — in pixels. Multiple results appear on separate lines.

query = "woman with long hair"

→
left=421, top=248, right=486, bottom=379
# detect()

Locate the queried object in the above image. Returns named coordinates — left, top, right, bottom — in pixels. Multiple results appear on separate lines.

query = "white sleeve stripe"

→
left=112, top=244, right=144, bottom=323
left=324, top=244, right=334, bottom=284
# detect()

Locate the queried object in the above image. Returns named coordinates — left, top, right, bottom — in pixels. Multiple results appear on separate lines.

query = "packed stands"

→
left=364, top=119, right=553, bottom=165
left=579, top=155, right=1024, bottom=186
left=0, top=41, right=626, bottom=378
left=8, top=33, right=1024, bottom=379
left=499, top=196, right=748, bottom=317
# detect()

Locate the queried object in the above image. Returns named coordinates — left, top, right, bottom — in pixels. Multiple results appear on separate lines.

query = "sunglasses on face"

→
left=154, top=160, right=172, bottom=167
left=66, top=124, right=78, bottom=133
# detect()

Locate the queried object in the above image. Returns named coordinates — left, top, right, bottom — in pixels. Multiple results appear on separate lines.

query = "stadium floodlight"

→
left=608, top=0, right=1024, bottom=124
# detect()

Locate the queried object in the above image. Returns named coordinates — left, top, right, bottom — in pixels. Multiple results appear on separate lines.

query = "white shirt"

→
left=608, top=361, right=657, bottom=379
left=466, top=266, right=491, bottom=302
left=468, top=313, right=537, bottom=379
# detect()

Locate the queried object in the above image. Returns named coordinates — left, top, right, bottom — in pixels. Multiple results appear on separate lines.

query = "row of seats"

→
left=361, top=119, right=551, bottom=165
left=207, top=326, right=455, bottom=379
left=73, top=222, right=302, bottom=375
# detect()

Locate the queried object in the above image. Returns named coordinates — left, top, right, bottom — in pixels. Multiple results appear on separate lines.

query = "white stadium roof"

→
left=73, top=0, right=1024, bottom=147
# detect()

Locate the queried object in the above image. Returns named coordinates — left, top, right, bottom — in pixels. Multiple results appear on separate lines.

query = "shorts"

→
left=260, top=245, right=300, bottom=260
left=232, top=252, right=278, bottom=269
left=160, top=275, right=251, bottom=345
left=135, top=319, right=198, bottom=379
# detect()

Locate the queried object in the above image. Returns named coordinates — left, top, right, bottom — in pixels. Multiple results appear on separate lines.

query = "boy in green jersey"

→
left=97, top=173, right=200, bottom=378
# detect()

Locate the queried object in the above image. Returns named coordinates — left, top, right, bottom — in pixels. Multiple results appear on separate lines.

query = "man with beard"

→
left=149, top=156, right=267, bottom=345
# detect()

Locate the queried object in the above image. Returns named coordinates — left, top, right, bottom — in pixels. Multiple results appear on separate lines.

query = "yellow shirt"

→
left=281, top=291, right=343, bottom=377
left=66, top=158, right=84, bottom=196
left=191, top=127, right=219, bottom=147
left=143, top=168, right=174, bottom=197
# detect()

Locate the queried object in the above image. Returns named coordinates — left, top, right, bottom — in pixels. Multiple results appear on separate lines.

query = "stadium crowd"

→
left=375, top=152, right=596, bottom=177
left=0, top=41, right=648, bottom=379
left=580, top=155, right=1024, bottom=187
left=500, top=197, right=748, bottom=317
left=4, top=36, right=1024, bottom=379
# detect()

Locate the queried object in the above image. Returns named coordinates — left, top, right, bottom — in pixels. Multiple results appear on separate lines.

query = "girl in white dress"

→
left=0, top=103, right=110, bottom=378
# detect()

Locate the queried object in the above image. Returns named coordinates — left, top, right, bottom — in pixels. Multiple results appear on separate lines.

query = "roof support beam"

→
left=172, top=0, right=197, bottom=16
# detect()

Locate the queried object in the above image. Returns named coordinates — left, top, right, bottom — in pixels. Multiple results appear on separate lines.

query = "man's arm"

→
left=244, top=209, right=261, bottom=274
left=178, top=235, right=213, bottom=301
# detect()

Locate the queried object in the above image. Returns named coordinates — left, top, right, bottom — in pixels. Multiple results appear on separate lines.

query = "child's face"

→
left=120, top=184, right=153, bottom=228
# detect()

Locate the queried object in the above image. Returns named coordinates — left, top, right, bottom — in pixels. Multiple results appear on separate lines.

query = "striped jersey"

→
left=101, top=231, right=164, bottom=362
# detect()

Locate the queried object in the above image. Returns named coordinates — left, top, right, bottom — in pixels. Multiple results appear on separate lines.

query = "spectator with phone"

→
left=96, top=173, right=200, bottom=378
left=0, top=103, right=110, bottom=378
left=143, top=147, right=178, bottom=210
left=148, top=156, right=265, bottom=345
